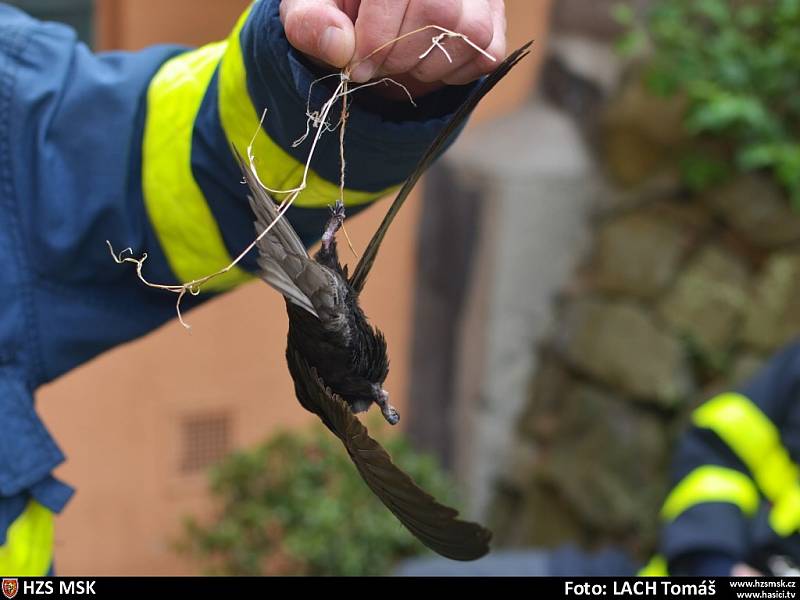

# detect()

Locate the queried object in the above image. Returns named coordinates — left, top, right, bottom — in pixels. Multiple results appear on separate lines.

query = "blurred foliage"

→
left=178, top=425, right=457, bottom=576
left=616, top=0, right=800, bottom=202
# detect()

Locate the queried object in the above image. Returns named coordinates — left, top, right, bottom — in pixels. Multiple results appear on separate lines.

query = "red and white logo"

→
left=1, top=579, right=17, bottom=600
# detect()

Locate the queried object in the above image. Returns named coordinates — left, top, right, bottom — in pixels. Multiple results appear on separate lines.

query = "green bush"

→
left=617, top=0, right=800, bottom=202
left=178, top=424, right=458, bottom=576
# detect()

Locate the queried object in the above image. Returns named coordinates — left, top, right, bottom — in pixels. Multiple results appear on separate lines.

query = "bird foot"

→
left=322, top=199, right=346, bottom=251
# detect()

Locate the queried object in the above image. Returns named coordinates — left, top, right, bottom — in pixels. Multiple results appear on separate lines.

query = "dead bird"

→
left=243, top=42, right=532, bottom=561
left=253, top=192, right=399, bottom=425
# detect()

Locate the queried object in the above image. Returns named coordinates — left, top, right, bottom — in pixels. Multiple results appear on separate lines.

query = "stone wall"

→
left=489, top=72, right=800, bottom=557
left=411, top=0, right=800, bottom=557
left=407, top=0, right=651, bottom=521
left=409, top=99, right=597, bottom=515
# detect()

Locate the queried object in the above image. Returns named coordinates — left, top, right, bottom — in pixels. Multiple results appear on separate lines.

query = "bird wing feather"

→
left=349, top=41, right=533, bottom=293
left=236, top=151, right=342, bottom=321
left=247, top=44, right=532, bottom=562
left=287, top=347, right=492, bottom=561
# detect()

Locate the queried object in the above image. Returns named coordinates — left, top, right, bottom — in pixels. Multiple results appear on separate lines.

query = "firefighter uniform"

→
left=644, top=341, right=800, bottom=575
left=0, top=0, right=471, bottom=574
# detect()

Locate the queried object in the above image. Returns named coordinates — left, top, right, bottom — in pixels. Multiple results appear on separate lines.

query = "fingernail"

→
left=320, top=26, right=349, bottom=67
left=350, top=60, right=376, bottom=83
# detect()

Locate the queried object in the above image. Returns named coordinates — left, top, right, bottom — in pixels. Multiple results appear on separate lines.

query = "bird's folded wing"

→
left=237, top=151, right=339, bottom=319
left=236, top=150, right=308, bottom=258
left=287, top=347, right=492, bottom=561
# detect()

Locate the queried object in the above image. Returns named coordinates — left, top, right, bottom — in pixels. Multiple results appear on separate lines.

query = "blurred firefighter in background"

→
left=0, top=0, right=506, bottom=575
left=643, top=341, right=800, bottom=577
left=399, top=341, right=800, bottom=577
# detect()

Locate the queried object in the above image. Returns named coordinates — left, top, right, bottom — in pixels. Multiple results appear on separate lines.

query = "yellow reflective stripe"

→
left=693, top=393, right=798, bottom=500
left=639, top=554, right=669, bottom=577
left=771, top=484, right=800, bottom=537
left=693, top=392, right=800, bottom=536
left=217, top=6, right=395, bottom=208
left=0, top=501, right=53, bottom=576
left=661, top=465, right=760, bottom=521
left=143, top=42, right=251, bottom=292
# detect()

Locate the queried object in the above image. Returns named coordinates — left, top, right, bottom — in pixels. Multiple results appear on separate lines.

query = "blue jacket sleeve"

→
left=145, top=0, right=475, bottom=290
left=0, top=0, right=474, bottom=538
left=3, top=0, right=473, bottom=386
left=186, top=0, right=475, bottom=269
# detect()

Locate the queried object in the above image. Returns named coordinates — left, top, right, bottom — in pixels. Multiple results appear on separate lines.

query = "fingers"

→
left=443, top=0, right=507, bottom=85
left=408, top=0, right=492, bottom=84
left=349, top=0, right=505, bottom=87
left=280, top=0, right=356, bottom=68
left=380, top=0, right=465, bottom=78
left=350, top=0, right=410, bottom=82
left=280, top=0, right=507, bottom=89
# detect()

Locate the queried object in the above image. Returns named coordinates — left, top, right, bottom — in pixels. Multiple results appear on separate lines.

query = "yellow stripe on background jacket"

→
left=648, top=342, right=800, bottom=575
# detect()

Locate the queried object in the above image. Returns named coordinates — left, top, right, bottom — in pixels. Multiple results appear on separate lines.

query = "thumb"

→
left=280, top=0, right=356, bottom=69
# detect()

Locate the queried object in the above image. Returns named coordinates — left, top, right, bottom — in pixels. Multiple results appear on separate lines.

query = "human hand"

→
left=279, top=0, right=507, bottom=96
left=731, top=563, right=763, bottom=577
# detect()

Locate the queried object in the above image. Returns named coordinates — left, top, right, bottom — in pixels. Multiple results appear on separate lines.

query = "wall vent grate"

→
left=179, top=412, right=232, bottom=473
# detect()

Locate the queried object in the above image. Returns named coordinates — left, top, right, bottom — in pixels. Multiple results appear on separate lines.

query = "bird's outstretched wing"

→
left=286, top=347, right=492, bottom=561
left=348, top=41, right=534, bottom=293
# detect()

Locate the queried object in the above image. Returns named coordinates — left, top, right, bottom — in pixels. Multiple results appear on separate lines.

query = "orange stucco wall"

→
left=36, top=0, right=552, bottom=574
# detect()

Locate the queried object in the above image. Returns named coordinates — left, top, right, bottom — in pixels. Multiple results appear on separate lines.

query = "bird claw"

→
left=331, top=198, right=346, bottom=222
left=382, top=405, right=400, bottom=426
left=373, top=386, right=399, bottom=425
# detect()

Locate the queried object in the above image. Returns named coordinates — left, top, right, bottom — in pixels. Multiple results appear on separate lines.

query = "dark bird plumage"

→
left=243, top=42, right=532, bottom=561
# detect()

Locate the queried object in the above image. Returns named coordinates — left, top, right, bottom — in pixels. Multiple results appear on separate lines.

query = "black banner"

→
left=0, top=576, right=796, bottom=599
